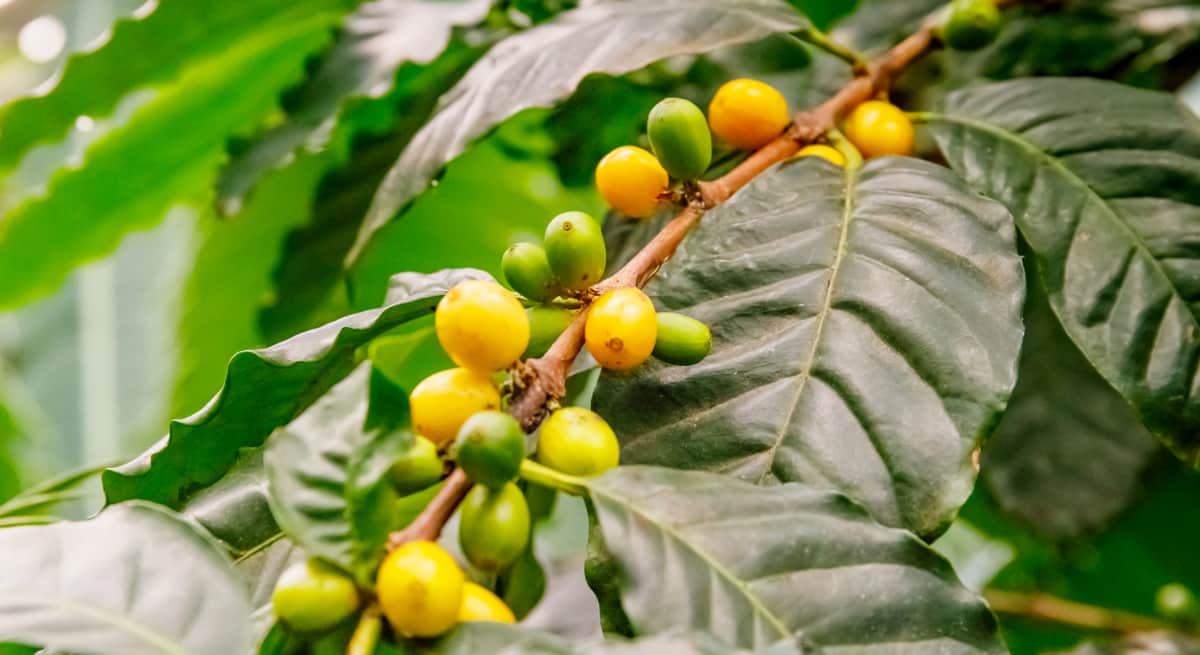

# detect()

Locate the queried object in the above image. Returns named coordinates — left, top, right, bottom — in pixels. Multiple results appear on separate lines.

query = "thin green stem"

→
left=346, top=604, right=382, bottom=655
left=791, top=27, right=866, bottom=69
left=906, top=111, right=936, bottom=124
left=826, top=127, right=863, bottom=171
left=985, top=589, right=1199, bottom=637
left=518, top=459, right=587, bottom=496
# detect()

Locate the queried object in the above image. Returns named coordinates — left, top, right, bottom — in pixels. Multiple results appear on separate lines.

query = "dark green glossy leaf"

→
left=350, top=0, right=808, bottom=263
left=0, top=2, right=355, bottom=310
left=102, top=268, right=487, bottom=508
left=429, top=621, right=807, bottom=654
left=0, top=502, right=250, bottom=655
left=982, top=258, right=1158, bottom=542
left=217, top=0, right=492, bottom=212
left=584, top=466, right=1004, bottom=653
left=594, top=156, right=1024, bottom=537
left=926, top=78, right=1200, bottom=467
left=265, top=364, right=409, bottom=584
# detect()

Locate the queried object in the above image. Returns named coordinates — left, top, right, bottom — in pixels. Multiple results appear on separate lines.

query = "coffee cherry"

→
left=1157, top=583, right=1198, bottom=621
left=585, top=287, right=656, bottom=371
left=436, top=280, right=529, bottom=372
left=942, top=0, right=1001, bottom=51
left=525, top=306, right=575, bottom=358
left=410, top=368, right=500, bottom=447
left=647, top=98, right=712, bottom=181
left=458, top=482, right=530, bottom=573
left=458, top=582, right=516, bottom=624
left=595, top=146, right=668, bottom=218
left=708, top=79, right=790, bottom=150
left=376, top=541, right=464, bottom=637
left=537, top=407, right=619, bottom=477
left=389, top=435, right=443, bottom=495
left=502, top=242, right=557, bottom=302
left=843, top=100, right=914, bottom=158
left=653, top=312, right=712, bottom=366
left=272, top=559, right=359, bottom=633
left=544, top=211, right=606, bottom=291
left=797, top=144, right=846, bottom=167
left=455, top=410, right=525, bottom=490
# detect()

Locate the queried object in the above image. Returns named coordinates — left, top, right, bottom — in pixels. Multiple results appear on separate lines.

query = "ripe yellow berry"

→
left=410, top=368, right=500, bottom=447
left=538, top=407, right=619, bottom=477
left=436, top=280, right=529, bottom=372
left=842, top=100, right=914, bottom=158
left=708, top=79, right=790, bottom=150
left=595, top=146, right=668, bottom=218
left=585, top=287, right=657, bottom=371
left=797, top=144, right=846, bottom=167
left=459, top=582, right=516, bottom=624
left=376, top=541, right=464, bottom=638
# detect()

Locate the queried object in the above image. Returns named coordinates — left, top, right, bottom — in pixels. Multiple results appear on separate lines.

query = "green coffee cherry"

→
left=454, top=410, right=525, bottom=490
left=458, top=482, right=530, bottom=573
left=1157, top=583, right=1198, bottom=621
left=647, top=98, right=712, bottom=181
left=942, top=0, right=1000, bottom=51
left=502, top=242, right=556, bottom=302
left=273, top=559, right=360, bottom=633
left=653, top=312, right=712, bottom=365
left=525, top=306, right=575, bottom=358
left=389, top=435, right=444, bottom=495
left=544, top=211, right=606, bottom=290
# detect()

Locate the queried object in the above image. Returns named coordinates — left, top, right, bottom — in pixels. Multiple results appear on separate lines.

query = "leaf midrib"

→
left=925, top=110, right=1200, bottom=333
left=756, top=162, right=861, bottom=484
left=588, top=483, right=794, bottom=642
left=0, top=593, right=190, bottom=655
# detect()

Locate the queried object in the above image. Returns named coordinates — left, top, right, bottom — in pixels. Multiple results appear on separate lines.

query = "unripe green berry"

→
left=454, top=410, right=525, bottom=490
left=389, top=435, right=444, bottom=495
left=942, top=0, right=1001, bottom=51
left=1157, top=583, right=1198, bottom=621
left=458, top=482, right=530, bottom=573
left=544, top=211, right=606, bottom=291
left=525, top=306, right=575, bottom=358
left=647, top=98, right=713, bottom=181
left=653, top=312, right=712, bottom=365
left=273, top=559, right=359, bottom=633
left=501, top=242, right=556, bottom=302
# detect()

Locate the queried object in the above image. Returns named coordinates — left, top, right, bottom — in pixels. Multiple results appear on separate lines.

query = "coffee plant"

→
left=0, top=0, right=1198, bottom=653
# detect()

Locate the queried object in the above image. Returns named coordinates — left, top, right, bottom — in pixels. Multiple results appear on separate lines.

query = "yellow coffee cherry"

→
left=585, top=287, right=657, bottom=371
left=842, top=100, right=914, bottom=158
left=458, top=582, right=516, bottom=623
left=595, top=146, right=668, bottom=218
left=376, top=541, right=464, bottom=638
left=410, top=368, right=500, bottom=447
left=436, top=280, right=529, bottom=372
left=797, top=144, right=846, bottom=167
left=537, top=407, right=619, bottom=477
left=708, top=79, right=790, bottom=150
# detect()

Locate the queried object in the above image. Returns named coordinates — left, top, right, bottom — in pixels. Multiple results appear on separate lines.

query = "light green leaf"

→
left=102, top=268, right=487, bottom=508
left=925, top=77, right=1200, bottom=467
left=0, top=1, right=353, bottom=310
left=594, top=156, right=1024, bottom=537
left=585, top=466, right=1005, bottom=654
left=0, top=502, right=250, bottom=655
left=350, top=0, right=808, bottom=264
left=430, top=621, right=807, bottom=654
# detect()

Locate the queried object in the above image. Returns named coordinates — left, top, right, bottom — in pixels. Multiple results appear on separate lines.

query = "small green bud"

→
left=388, top=435, right=443, bottom=495
left=942, top=0, right=1001, bottom=51
left=1157, top=583, right=1199, bottom=621
left=652, top=312, right=712, bottom=365
left=647, top=98, right=713, bottom=181
left=544, top=211, right=606, bottom=290
left=525, top=306, right=575, bottom=358
left=459, top=482, right=530, bottom=573
left=454, top=410, right=525, bottom=490
left=502, top=242, right=556, bottom=302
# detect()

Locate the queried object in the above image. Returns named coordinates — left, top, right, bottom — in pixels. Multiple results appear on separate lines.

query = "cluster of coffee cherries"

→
left=503, top=210, right=713, bottom=370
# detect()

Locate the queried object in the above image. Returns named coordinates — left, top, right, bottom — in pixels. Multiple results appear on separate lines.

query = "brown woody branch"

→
left=388, top=10, right=954, bottom=549
left=985, top=589, right=1192, bottom=636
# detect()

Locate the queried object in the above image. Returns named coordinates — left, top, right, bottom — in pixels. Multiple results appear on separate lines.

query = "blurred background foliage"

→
left=0, top=0, right=1197, bottom=652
